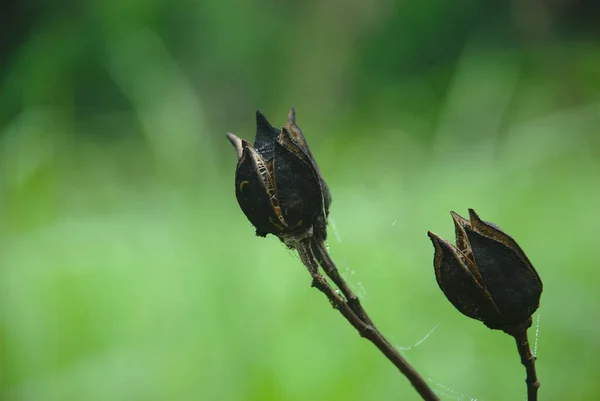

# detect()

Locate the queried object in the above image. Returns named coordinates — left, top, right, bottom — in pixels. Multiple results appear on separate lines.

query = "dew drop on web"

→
left=427, top=378, right=480, bottom=401
left=395, top=324, right=439, bottom=351
left=533, top=312, right=541, bottom=357
left=357, top=281, right=367, bottom=298
left=329, top=216, right=343, bottom=243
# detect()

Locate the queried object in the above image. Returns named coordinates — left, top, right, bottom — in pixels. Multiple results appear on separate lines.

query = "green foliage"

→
left=1, top=1, right=599, bottom=400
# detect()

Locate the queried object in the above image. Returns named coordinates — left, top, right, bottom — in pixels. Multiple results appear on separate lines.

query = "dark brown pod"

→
left=227, top=110, right=330, bottom=241
left=428, top=209, right=543, bottom=330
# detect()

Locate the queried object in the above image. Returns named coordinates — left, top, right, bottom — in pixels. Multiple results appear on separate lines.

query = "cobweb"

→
left=395, top=324, right=439, bottom=351
left=328, top=215, right=369, bottom=299
left=327, top=216, right=542, bottom=401
left=390, top=323, right=481, bottom=400
left=533, top=312, right=540, bottom=357
left=338, top=262, right=367, bottom=299
left=329, top=216, right=343, bottom=244
left=427, top=312, right=541, bottom=400
left=427, top=378, right=480, bottom=401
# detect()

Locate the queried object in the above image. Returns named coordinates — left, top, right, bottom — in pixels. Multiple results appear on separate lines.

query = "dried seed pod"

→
left=428, top=209, right=543, bottom=330
left=228, top=109, right=330, bottom=242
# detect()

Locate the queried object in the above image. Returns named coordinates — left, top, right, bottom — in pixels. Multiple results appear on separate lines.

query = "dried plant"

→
left=428, top=209, right=542, bottom=400
left=227, top=110, right=543, bottom=401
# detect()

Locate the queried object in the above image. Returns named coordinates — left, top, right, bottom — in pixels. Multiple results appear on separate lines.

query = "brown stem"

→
left=511, top=328, right=540, bottom=401
left=311, top=240, right=374, bottom=326
left=296, top=239, right=439, bottom=401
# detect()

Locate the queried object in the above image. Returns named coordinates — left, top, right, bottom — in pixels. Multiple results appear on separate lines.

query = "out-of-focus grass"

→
left=1, top=25, right=600, bottom=401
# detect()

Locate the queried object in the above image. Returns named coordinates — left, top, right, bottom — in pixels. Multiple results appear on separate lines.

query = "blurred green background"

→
left=0, top=0, right=599, bottom=400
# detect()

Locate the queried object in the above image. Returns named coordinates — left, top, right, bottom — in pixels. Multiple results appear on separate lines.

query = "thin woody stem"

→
left=295, top=239, right=439, bottom=401
left=311, top=240, right=374, bottom=326
left=511, top=328, right=540, bottom=401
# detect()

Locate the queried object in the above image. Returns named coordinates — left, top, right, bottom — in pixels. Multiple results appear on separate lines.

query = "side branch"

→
left=311, top=240, right=374, bottom=326
left=295, top=239, right=439, bottom=401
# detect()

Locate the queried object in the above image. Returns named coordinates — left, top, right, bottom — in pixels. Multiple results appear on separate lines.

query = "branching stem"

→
left=295, top=238, right=439, bottom=401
